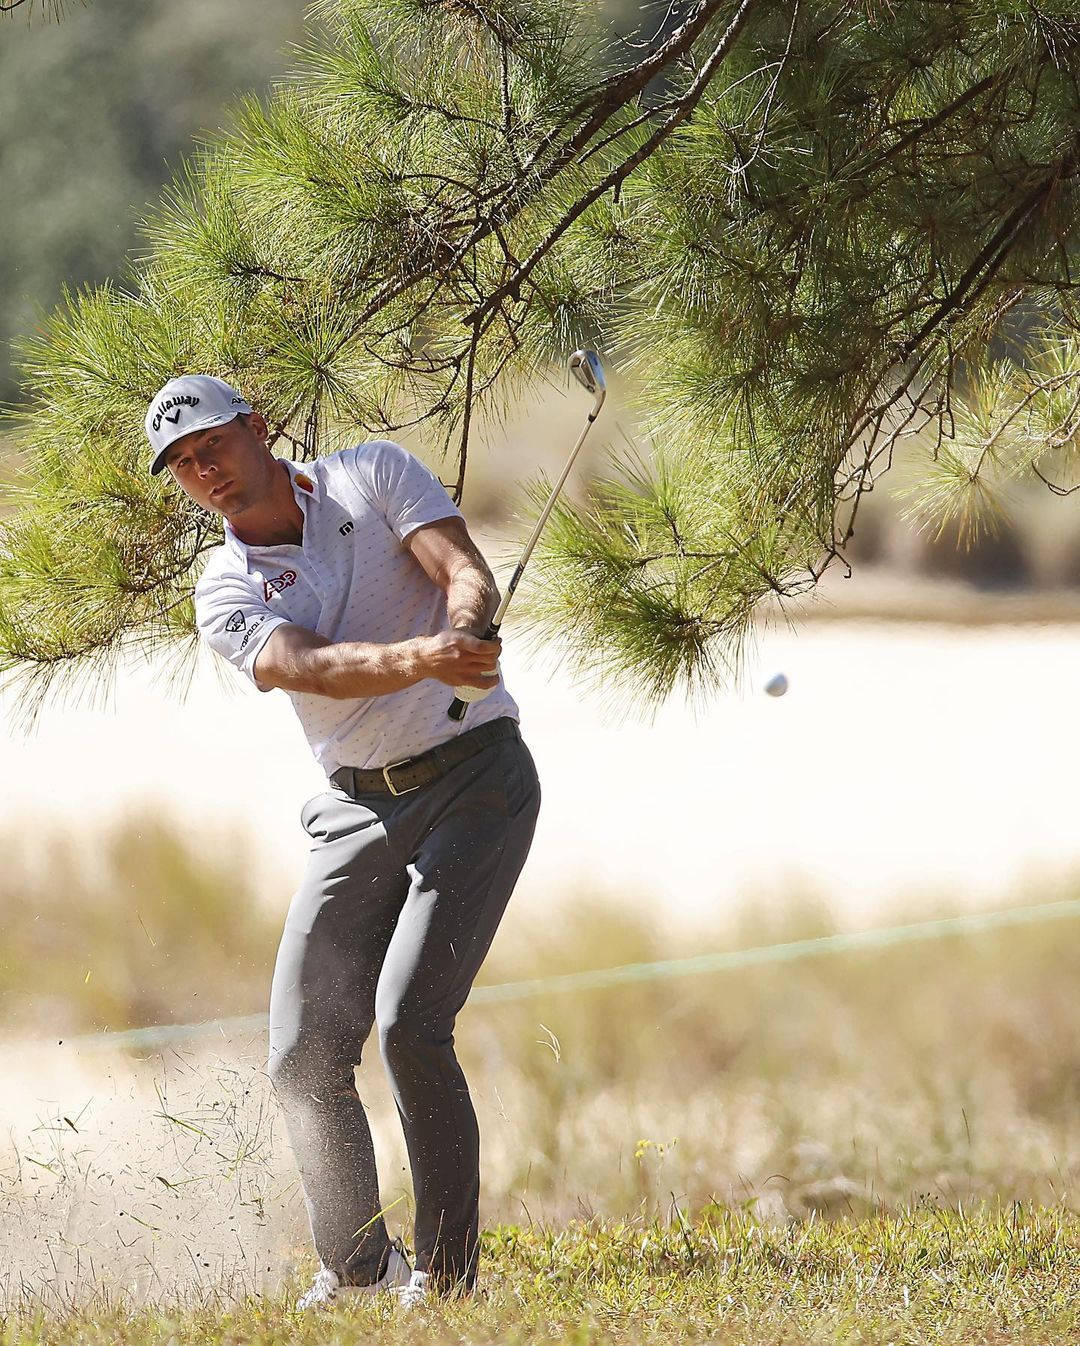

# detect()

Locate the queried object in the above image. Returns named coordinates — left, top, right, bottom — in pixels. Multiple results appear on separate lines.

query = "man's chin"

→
left=216, top=491, right=251, bottom=519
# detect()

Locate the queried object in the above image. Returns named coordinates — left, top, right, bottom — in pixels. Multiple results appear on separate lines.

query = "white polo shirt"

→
left=193, top=441, right=519, bottom=776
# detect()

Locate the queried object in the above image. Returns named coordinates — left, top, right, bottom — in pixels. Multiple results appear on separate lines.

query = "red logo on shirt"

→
left=295, top=472, right=314, bottom=494
left=263, top=569, right=298, bottom=600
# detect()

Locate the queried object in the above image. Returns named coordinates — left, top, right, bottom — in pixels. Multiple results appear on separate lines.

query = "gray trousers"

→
left=267, top=720, right=540, bottom=1293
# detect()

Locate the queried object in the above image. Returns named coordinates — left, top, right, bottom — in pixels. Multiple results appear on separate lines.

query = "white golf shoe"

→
left=390, top=1269, right=434, bottom=1310
left=296, top=1238, right=412, bottom=1309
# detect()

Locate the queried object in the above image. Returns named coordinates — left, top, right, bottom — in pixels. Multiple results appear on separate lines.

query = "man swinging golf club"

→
left=145, top=373, right=541, bottom=1310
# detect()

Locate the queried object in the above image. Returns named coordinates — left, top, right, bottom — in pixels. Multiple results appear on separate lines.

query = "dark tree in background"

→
left=3, top=0, right=1080, bottom=714
left=0, top=0, right=310, bottom=406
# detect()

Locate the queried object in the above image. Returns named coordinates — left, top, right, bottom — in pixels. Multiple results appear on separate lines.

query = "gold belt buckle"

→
left=382, top=759, right=420, bottom=796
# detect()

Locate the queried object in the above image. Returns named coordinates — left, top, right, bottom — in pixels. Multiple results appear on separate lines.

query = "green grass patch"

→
left=4, top=1204, right=1079, bottom=1344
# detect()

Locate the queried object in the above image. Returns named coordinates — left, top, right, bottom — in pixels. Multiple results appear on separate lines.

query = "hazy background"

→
left=3, top=0, right=1080, bottom=1308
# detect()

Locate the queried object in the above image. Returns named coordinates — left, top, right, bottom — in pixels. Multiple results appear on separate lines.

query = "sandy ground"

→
left=3, top=615, right=1080, bottom=935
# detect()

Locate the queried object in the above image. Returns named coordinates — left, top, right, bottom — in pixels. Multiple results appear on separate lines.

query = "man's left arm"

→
left=405, top=517, right=500, bottom=636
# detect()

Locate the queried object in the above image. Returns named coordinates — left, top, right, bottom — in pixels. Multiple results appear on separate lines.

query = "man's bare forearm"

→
left=254, top=623, right=501, bottom=698
left=445, top=562, right=499, bottom=634
left=256, top=626, right=423, bottom=699
left=405, top=517, right=502, bottom=635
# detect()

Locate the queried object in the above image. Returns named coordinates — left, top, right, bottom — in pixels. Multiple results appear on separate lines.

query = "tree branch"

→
left=845, top=146, right=1080, bottom=456
left=464, top=0, right=759, bottom=328
left=512, top=0, right=738, bottom=198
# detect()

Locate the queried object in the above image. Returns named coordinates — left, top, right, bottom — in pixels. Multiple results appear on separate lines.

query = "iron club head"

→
left=569, top=349, right=606, bottom=416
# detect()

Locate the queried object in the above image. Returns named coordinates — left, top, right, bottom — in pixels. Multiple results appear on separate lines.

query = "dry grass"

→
left=0, top=814, right=281, bottom=1033
left=1, top=817, right=1080, bottom=1340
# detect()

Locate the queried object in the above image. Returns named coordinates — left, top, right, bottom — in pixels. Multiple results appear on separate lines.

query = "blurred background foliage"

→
left=0, top=814, right=279, bottom=1031
left=0, top=0, right=309, bottom=409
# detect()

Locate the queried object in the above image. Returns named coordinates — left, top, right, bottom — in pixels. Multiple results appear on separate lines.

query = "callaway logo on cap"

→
left=144, top=374, right=253, bottom=476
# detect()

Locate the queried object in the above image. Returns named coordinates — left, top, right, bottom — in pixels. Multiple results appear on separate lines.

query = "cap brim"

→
left=148, top=409, right=248, bottom=476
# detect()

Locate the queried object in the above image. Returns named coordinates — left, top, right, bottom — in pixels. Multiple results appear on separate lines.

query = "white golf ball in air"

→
left=764, top=672, right=789, bottom=697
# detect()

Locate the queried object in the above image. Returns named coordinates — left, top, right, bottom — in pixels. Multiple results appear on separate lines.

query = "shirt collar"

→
left=281, top=456, right=320, bottom=501
left=221, top=457, right=318, bottom=565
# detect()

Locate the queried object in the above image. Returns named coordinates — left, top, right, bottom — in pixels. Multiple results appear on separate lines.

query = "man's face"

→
left=163, top=412, right=272, bottom=518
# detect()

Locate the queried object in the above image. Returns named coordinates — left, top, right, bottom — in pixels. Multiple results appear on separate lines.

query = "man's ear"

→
left=246, top=411, right=270, bottom=443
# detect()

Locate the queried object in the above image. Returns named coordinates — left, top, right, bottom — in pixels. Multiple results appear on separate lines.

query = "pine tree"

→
left=3, top=0, right=1080, bottom=717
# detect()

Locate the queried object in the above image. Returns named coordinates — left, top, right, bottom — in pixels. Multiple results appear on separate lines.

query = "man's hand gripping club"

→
left=422, top=628, right=501, bottom=691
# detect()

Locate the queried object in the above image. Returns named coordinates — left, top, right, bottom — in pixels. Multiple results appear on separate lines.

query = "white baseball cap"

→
left=145, top=374, right=253, bottom=475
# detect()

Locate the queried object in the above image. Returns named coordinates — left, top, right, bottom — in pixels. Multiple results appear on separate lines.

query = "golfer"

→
left=145, top=375, right=541, bottom=1310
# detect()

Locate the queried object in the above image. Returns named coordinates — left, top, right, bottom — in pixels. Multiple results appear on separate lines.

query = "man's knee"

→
left=268, top=1040, right=315, bottom=1102
left=376, top=1006, right=411, bottom=1060
left=377, top=1000, right=445, bottom=1064
left=267, top=1033, right=364, bottom=1102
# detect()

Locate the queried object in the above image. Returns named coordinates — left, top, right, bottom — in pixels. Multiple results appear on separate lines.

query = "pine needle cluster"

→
left=0, top=0, right=69, bottom=20
left=4, top=0, right=1080, bottom=713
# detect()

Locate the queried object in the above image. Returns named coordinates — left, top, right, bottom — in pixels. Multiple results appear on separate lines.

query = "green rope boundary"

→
left=62, top=896, right=1080, bottom=1052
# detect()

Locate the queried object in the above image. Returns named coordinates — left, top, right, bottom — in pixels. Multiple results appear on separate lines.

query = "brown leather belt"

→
left=330, top=716, right=519, bottom=798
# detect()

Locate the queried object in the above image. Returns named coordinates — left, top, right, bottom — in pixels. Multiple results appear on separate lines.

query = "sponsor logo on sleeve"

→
left=239, top=612, right=270, bottom=652
left=339, top=520, right=354, bottom=535
left=263, top=569, right=298, bottom=601
left=225, top=610, right=246, bottom=633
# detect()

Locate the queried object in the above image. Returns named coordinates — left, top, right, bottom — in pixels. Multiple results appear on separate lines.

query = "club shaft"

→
left=490, top=410, right=597, bottom=627
left=448, top=377, right=603, bottom=723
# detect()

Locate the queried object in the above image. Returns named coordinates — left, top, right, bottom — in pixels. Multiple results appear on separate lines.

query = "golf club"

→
left=447, top=349, right=607, bottom=722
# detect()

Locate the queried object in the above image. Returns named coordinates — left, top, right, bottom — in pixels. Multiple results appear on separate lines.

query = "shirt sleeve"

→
left=194, top=569, right=291, bottom=693
left=347, top=440, right=463, bottom=541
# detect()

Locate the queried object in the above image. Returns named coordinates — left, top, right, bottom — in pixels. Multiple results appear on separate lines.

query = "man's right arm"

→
left=253, top=623, right=502, bottom=699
